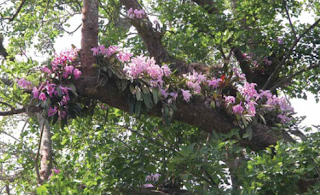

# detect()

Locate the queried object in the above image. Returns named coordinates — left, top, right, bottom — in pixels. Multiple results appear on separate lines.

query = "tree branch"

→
left=0, top=105, right=40, bottom=116
left=119, top=0, right=191, bottom=75
left=191, top=0, right=219, bottom=14
left=78, top=0, right=294, bottom=152
left=262, top=18, right=320, bottom=90
left=0, top=107, right=26, bottom=116
left=270, top=63, right=320, bottom=91
left=232, top=47, right=254, bottom=81
left=0, top=101, right=15, bottom=111
left=61, top=23, right=82, bottom=35
left=75, top=72, right=294, bottom=151
left=284, top=0, right=297, bottom=39
left=36, top=113, right=52, bottom=183
left=0, top=34, right=15, bottom=61
left=81, top=0, right=99, bottom=76
left=0, top=0, right=27, bottom=22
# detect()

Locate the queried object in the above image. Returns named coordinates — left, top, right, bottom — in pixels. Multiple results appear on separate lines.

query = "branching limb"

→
left=0, top=107, right=26, bottom=116
left=0, top=101, right=15, bottom=111
left=0, top=0, right=11, bottom=6
left=119, top=0, right=191, bottom=75
left=284, top=0, right=297, bottom=39
left=262, top=18, right=320, bottom=90
left=61, top=23, right=82, bottom=35
left=232, top=47, right=253, bottom=81
left=0, top=0, right=27, bottom=22
left=270, top=63, right=320, bottom=91
left=0, top=105, right=40, bottom=116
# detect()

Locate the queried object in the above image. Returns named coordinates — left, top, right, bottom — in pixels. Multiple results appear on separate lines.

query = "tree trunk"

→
left=36, top=113, right=52, bottom=182
left=81, top=0, right=98, bottom=75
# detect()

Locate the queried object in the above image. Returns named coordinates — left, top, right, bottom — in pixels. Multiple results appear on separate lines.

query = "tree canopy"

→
left=0, top=0, right=320, bottom=194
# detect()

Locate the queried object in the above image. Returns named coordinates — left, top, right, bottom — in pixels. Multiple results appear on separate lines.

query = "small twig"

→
left=0, top=0, right=11, bottom=6
left=40, top=0, right=51, bottom=27
left=0, top=130, right=29, bottom=151
left=61, top=24, right=82, bottom=35
left=20, top=119, right=28, bottom=136
left=113, top=136, right=165, bottom=162
left=0, top=129, right=41, bottom=182
left=0, top=0, right=27, bottom=21
left=284, top=0, right=297, bottom=39
left=190, top=170, right=213, bottom=185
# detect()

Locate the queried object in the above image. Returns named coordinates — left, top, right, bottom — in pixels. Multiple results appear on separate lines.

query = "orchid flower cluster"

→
left=91, top=45, right=178, bottom=104
left=143, top=173, right=161, bottom=188
left=127, top=8, right=146, bottom=19
left=145, top=173, right=161, bottom=182
left=91, top=43, right=293, bottom=124
left=181, top=67, right=293, bottom=123
left=33, top=48, right=81, bottom=120
left=17, top=78, right=32, bottom=89
left=235, top=83, right=293, bottom=123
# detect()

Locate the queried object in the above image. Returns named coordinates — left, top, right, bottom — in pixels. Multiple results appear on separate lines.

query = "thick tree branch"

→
left=232, top=48, right=254, bottom=81
left=262, top=18, right=320, bottom=90
left=119, top=0, right=191, bottom=75
left=0, top=107, right=26, bottom=116
left=75, top=72, right=294, bottom=151
left=0, top=35, right=15, bottom=61
left=0, top=35, right=9, bottom=59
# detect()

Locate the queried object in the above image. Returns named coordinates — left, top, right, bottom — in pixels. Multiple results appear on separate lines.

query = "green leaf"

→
left=135, top=86, right=142, bottom=101
left=135, top=101, right=141, bottom=117
left=152, top=88, right=159, bottom=105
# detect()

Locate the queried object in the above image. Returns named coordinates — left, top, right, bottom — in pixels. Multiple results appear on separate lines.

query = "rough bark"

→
left=36, top=113, right=52, bottom=182
left=75, top=71, right=294, bottom=151
left=81, top=0, right=98, bottom=76
left=119, top=0, right=191, bottom=75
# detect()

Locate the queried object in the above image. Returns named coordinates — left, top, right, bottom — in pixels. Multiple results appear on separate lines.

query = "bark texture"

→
left=120, top=0, right=191, bottom=75
left=36, top=113, right=53, bottom=182
left=75, top=72, right=294, bottom=151
left=81, top=0, right=98, bottom=76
